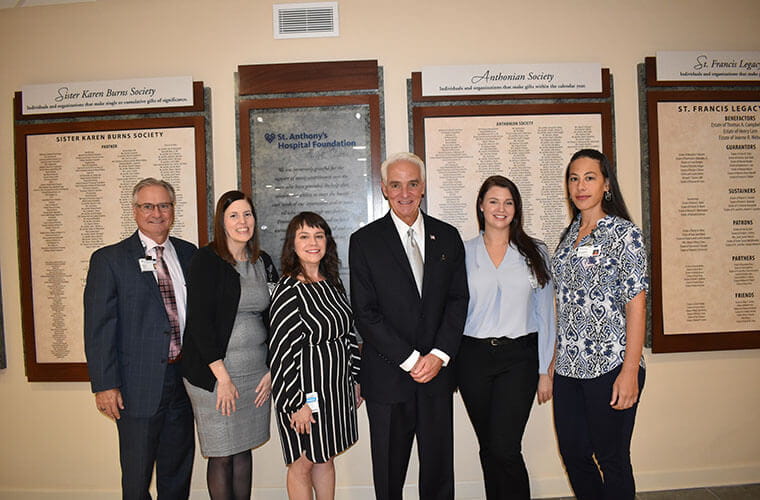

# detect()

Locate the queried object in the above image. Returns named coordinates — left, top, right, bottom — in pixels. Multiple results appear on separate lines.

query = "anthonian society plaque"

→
left=424, top=113, right=602, bottom=251
left=656, top=101, right=759, bottom=335
left=25, top=127, right=199, bottom=363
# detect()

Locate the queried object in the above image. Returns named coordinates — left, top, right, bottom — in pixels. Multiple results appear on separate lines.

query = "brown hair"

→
left=210, top=190, right=260, bottom=265
left=476, top=175, right=550, bottom=287
left=280, top=212, right=344, bottom=294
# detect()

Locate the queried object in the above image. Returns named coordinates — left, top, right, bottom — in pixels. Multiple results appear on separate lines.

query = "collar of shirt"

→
left=138, top=230, right=176, bottom=258
left=389, top=209, right=425, bottom=259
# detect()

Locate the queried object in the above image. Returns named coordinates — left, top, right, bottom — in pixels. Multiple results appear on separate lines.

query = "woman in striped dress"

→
left=269, top=211, right=362, bottom=500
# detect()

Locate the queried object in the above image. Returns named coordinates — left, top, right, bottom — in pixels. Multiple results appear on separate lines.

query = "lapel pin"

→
left=430, top=234, right=436, bottom=240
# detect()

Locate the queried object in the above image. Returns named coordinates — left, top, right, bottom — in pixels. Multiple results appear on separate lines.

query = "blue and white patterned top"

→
left=552, top=214, right=649, bottom=379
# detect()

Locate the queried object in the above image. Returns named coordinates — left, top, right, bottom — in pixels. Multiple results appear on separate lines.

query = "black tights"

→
left=207, top=450, right=252, bottom=500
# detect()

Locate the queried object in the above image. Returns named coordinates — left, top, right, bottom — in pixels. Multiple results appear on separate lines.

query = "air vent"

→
left=273, top=2, right=339, bottom=39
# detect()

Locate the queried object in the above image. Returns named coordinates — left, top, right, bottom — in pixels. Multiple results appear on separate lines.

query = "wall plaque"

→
left=14, top=83, right=211, bottom=381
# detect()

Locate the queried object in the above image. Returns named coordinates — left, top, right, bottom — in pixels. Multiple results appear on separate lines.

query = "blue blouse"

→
left=552, top=215, right=649, bottom=379
left=463, top=234, right=557, bottom=374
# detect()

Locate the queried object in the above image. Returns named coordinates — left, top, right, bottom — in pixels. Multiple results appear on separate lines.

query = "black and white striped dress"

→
left=268, top=276, right=360, bottom=464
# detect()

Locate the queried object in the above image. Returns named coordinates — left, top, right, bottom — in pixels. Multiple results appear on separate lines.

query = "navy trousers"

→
left=553, top=365, right=645, bottom=500
left=116, top=363, right=195, bottom=500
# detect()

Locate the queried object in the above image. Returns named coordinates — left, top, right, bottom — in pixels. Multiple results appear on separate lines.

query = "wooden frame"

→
left=14, top=85, right=210, bottom=382
left=645, top=88, right=760, bottom=353
left=238, top=60, right=384, bottom=213
left=409, top=68, right=616, bottom=255
left=641, top=56, right=760, bottom=353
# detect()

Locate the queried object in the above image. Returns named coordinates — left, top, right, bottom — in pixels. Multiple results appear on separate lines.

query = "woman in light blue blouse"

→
left=552, top=149, right=648, bottom=500
left=456, top=175, right=556, bottom=500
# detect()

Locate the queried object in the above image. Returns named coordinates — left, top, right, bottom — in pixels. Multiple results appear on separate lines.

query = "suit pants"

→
left=116, top=363, right=195, bottom=500
left=553, top=365, right=645, bottom=500
left=456, top=333, right=539, bottom=500
left=366, top=390, right=454, bottom=500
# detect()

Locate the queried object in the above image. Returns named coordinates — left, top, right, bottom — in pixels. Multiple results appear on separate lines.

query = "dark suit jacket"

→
left=181, top=245, right=278, bottom=391
left=84, top=231, right=197, bottom=418
left=349, top=212, right=469, bottom=403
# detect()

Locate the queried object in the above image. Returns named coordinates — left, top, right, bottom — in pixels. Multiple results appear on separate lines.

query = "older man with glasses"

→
left=84, top=177, right=197, bottom=499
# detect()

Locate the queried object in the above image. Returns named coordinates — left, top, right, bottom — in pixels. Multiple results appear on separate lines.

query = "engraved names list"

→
left=27, top=127, right=198, bottom=363
left=425, top=114, right=602, bottom=250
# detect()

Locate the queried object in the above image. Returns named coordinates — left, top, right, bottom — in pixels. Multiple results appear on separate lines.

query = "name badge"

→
left=576, top=245, right=600, bottom=258
left=305, top=392, right=320, bottom=413
left=138, top=257, right=155, bottom=272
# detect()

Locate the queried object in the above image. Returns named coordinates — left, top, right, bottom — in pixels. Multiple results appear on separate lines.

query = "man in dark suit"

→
left=349, top=152, right=469, bottom=500
left=84, top=178, right=197, bottom=499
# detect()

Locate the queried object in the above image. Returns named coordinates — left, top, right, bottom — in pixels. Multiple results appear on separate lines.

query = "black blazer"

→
left=181, top=244, right=278, bottom=391
left=84, top=231, right=197, bottom=417
left=349, top=212, right=469, bottom=403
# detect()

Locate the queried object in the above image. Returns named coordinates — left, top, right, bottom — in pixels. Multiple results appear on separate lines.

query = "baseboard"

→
left=2, top=464, right=758, bottom=500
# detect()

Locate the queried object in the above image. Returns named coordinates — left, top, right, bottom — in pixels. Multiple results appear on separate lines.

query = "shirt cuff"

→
left=430, top=348, right=450, bottom=367
left=399, top=350, right=421, bottom=372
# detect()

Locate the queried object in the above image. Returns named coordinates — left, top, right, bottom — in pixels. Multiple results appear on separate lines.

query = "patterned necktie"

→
left=406, top=228, right=424, bottom=295
left=155, top=246, right=181, bottom=362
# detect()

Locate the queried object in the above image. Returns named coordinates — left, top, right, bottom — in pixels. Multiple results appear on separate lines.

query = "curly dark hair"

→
left=280, top=212, right=344, bottom=294
left=476, top=175, right=551, bottom=287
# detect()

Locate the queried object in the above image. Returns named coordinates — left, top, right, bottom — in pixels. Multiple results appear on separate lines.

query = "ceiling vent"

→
left=273, top=2, right=339, bottom=39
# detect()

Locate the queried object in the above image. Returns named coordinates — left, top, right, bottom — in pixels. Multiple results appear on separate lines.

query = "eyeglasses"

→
left=135, top=202, right=174, bottom=214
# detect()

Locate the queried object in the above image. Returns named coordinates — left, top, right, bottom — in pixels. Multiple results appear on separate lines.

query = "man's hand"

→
left=410, top=353, right=443, bottom=383
left=95, top=388, right=124, bottom=420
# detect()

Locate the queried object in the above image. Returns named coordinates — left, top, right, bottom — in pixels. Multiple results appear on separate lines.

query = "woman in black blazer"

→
left=181, top=190, right=278, bottom=499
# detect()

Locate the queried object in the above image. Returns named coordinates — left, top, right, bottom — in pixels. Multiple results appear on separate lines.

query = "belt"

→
left=467, top=332, right=537, bottom=346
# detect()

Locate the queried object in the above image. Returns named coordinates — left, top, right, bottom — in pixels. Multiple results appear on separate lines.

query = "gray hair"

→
left=380, top=152, right=426, bottom=184
left=132, top=178, right=176, bottom=204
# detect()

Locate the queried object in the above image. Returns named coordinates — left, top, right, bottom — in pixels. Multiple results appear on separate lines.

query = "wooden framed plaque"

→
left=238, top=61, right=384, bottom=281
left=641, top=57, right=760, bottom=352
left=410, top=69, right=615, bottom=252
left=14, top=84, right=211, bottom=381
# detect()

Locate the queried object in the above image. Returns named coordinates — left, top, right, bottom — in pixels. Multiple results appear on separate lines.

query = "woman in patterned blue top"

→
left=552, top=149, right=649, bottom=500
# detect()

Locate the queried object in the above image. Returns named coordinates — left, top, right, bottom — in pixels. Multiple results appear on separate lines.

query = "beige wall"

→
left=1, top=0, right=759, bottom=498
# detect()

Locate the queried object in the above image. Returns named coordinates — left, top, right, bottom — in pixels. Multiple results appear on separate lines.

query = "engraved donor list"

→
left=657, top=102, right=759, bottom=335
left=424, top=114, right=602, bottom=250
left=26, top=127, right=198, bottom=363
left=251, top=106, right=373, bottom=277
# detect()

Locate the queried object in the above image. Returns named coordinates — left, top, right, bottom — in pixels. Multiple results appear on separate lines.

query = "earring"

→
left=604, top=191, right=612, bottom=201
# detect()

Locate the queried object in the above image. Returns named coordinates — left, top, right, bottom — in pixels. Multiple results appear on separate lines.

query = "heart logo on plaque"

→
left=264, top=133, right=276, bottom=143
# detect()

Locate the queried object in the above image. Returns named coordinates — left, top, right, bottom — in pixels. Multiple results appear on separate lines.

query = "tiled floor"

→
left=544, top=482, right=760, bottom=499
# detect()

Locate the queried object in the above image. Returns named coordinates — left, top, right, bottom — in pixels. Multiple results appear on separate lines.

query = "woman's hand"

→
left=216, top=378, right=240, bottom=416
left=290, top=405, right=316, bottom=434
left=537, top=374, right=553, bottom=404
left=354, top=383, right=364, bottom=408
left=209, top=359, right=239, bottom=416
left=610, top=367, right=639, bottom=410
left=254, top=371, right=272, bottom=408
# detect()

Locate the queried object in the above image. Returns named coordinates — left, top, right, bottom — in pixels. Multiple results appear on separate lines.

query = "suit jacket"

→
left=84, top=231, right=197, bottom=418
left=349, top=212, right=469, bottom=403
left=181, top=245, right=278, bottom=391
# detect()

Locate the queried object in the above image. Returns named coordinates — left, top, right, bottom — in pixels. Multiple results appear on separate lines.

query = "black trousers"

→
left=553, top=365, right=645, bottom=500
left=456, top=334, right=539, bottom=500
left=116, top=363, right=195, bottom=500
left=366, top=390, right=454, bottom=500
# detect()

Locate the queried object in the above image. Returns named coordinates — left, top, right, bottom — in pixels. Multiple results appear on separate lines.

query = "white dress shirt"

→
left=388, top=209, right=450, bottom=370
left=138, top=231, right=188, bottom=340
